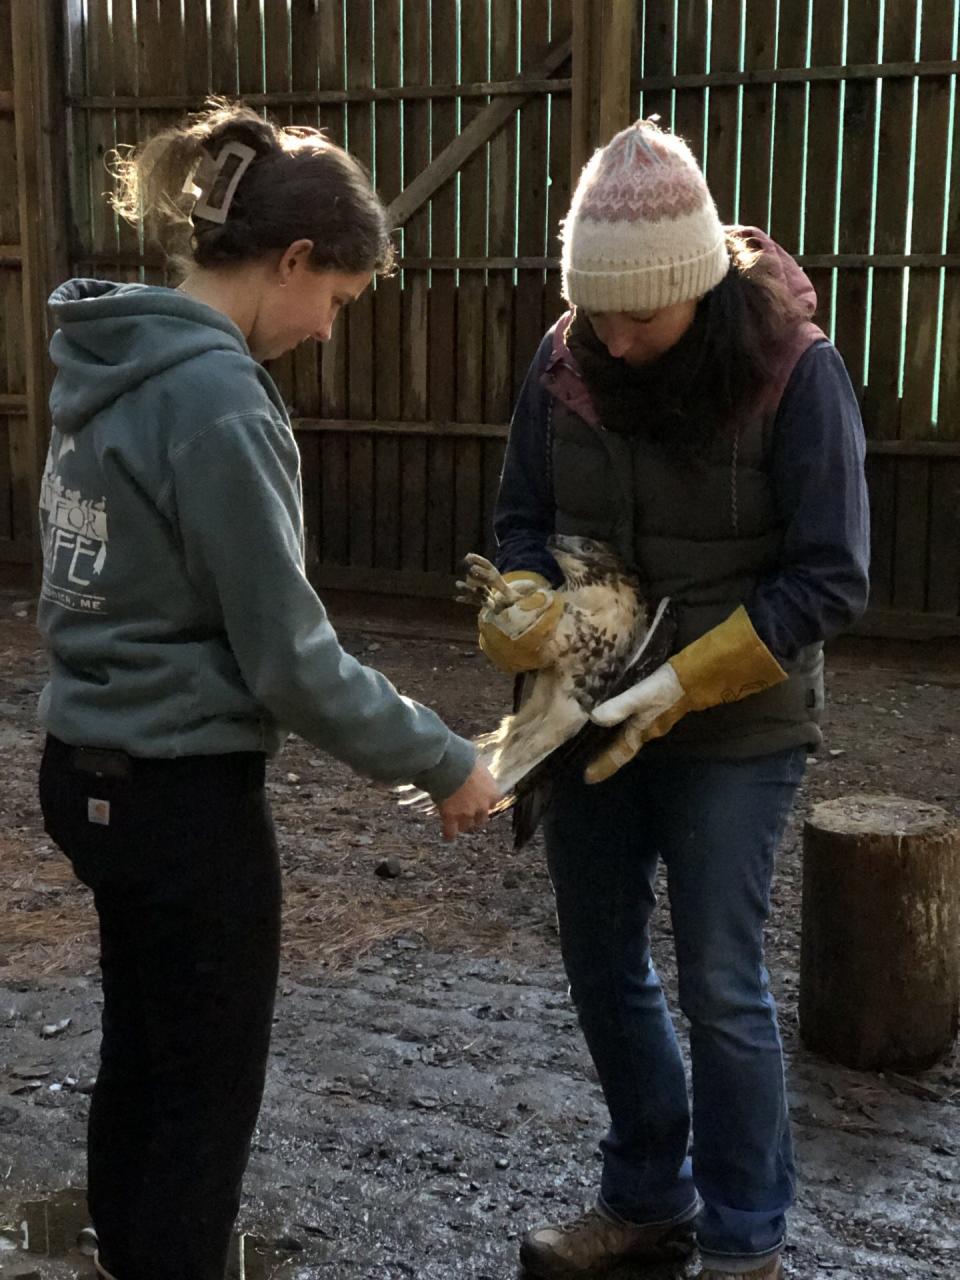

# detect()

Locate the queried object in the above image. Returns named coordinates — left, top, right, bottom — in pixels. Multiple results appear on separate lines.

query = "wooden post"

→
left=800, top=795, right=960, bottom=1071
left=571, top=0, right=635, bottom=183
left=11, top=0, right=71, bottom=581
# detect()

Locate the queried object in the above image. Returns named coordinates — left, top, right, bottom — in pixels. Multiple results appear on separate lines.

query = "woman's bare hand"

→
left=436, top=761, right=500, bottom=841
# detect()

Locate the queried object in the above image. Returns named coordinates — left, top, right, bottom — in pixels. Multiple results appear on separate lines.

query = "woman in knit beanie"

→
left=480, top=120, right=870, bottom=1279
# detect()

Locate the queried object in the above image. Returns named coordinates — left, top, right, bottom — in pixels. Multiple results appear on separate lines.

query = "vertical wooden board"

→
left=8, top=404, right=31, bottom=545
left=290, top=0, right=321, bottom=417
left=485, top=0, right=517, bottom=425
left=209, top=0, right=238, bottom=96
left=425, top=0, right=457, bottom=574
left=454, top=439, right=484, bottom=563
left=939, top=273, right=960, bottom=441
left=0, top=117, right=18, bottom=244
left=320, top=318, right=348, bottom=417
left=236, top=0, right=264, bottom=96
left=938, top=56, right=960, bottom=440
left=737, top=0, right=776, bottom=228
left=428, top=0, right=457, bottom=420
left=901, top=1, right=954, bottom=440
left=296, top=431, right=321, bottom=565
left=705, top=2, right=740, bottom=223
left=862, top=1, right=919, bottom=440
left=546, top=116, right=571, bottom=325
left=803, top=0, right=845, bottom=326
left=926, top=460, right=960, bottom=614
left=892, top=457, right=930, bottom=614
left=0, top=0, right=11, bottom=85
left=264, top=0, right=291, bottom=96
left=639, top=0, right=676, bottom=129
left=481, top=438, right=506, bottom=558
left=513, top=0, right=549, bottom=402
left=320, top=432, right=350, bottom=564
left=183, top=0, right=211, bottom=99
left=401, top=0, right=429, bottom=432
left=318, top=0, right=347, bottom=418
left=373, top=0, right=401, bottom=426
left=398, top=434, right=427, bottom=571
left=672, top=0, right=708, bottom=165
left=0, top=417, right=11, bottom=540
left=373, top=436, right=400, bottom=571
left=769, top=0, right=808, bottom=253
left=111, top=0, right=140, bottom=259
left=290, top=0, right=319, bottom=96
left=135, top=0, right=170, bottom=269
left=348, top=431, right=374, bottom=567
left=3, top=268, right=25, bottom=393
left=456, top=0, right=488, bottom=425
left=426, top=434, right=454, bottom=572
left=864, top=452, right=895, bottom=608
left=833, top=4, right=880, bottom=404
left=86, top=0, right=115, bottom=258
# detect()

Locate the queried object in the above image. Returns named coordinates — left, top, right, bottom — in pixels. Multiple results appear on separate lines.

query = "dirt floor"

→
left=0, top=590, right=957, bottom=1280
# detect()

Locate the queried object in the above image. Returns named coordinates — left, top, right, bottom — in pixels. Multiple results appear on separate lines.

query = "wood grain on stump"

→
left=799, top=794, right=960, bottom=1071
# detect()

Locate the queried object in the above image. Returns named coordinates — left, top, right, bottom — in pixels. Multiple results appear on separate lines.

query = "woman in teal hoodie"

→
left=37, top=100, right=498, bottom=1280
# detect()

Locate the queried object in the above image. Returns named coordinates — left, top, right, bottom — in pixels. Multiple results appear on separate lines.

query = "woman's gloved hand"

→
left=478, top=572, right=563, bottom=673
left=584, top=605, right=787, bottom=783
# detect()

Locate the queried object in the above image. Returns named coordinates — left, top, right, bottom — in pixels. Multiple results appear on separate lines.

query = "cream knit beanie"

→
left=561, top=119, right=729, bottom=312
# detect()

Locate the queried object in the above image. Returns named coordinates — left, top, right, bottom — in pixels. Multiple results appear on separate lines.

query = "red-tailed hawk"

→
left=401, top=536, right=674, bottom=845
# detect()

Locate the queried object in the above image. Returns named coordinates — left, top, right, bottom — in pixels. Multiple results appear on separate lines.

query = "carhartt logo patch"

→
left=87, top=798, right=110, bottom=826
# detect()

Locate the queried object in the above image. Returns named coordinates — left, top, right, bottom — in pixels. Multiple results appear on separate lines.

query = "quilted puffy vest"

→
left=542, top=236, right=828, bottom=759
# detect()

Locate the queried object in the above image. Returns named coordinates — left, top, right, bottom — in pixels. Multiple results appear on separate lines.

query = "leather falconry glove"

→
left=584, top=605, right=787, bottom=783
left=478, top=572, right=564, bottom=674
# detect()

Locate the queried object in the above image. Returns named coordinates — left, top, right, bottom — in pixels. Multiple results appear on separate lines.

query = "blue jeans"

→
left=543, top=747, right=805, bottom=1271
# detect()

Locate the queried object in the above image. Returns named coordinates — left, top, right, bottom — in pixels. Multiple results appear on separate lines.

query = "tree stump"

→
left=799, top=794, right=960, bottom=1071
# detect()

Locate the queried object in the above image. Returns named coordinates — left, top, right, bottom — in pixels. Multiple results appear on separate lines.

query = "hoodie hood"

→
left=48, top=279, right=251, bottom=433
left=737, top=224, right=817, bottom=318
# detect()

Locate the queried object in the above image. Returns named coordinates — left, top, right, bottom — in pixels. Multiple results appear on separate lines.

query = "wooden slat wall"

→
left=640, top=0, right=960, bottom=633
left=13, top=1, right=958, bottom=633
left=0, top=0, right=29, bottom=564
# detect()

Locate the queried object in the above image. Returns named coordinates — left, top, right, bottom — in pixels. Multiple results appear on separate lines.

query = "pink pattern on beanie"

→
left=579, top=127, right=708, bottom=222
left=561, top=119, right=729, bottom=313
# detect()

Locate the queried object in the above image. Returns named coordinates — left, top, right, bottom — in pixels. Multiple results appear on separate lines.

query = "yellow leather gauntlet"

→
left=585, top=606, right=787, bottom=783
left=478, top=572, right=564, bottom=674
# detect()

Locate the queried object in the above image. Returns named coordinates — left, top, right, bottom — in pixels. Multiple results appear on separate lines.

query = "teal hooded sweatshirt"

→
left=37, top=279, right=475, bottom=800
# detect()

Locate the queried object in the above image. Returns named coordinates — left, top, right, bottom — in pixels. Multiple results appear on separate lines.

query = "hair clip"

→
left=182, top=140, right=257, bottom=225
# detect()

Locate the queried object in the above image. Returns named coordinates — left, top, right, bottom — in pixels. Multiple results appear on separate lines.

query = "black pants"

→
left=39, top=736, right=282, bottom=1280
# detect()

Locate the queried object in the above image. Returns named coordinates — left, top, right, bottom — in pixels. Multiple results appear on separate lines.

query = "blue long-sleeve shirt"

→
left=494, top=331, right=870, bottom=662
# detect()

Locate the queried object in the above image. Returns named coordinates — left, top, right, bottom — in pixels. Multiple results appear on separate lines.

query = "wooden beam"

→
left=0, top=91, right=13, bottom=113
left=636, top=58, right=960, bottom=93
left=12, top=0, right=71, bottom=578
left=387, top=36, right=572, bottom=229
left=0, top=244, right=24, bottom=264
left=0, top=394, right=29, bottom=414
left=866, top=439, right=960, bottom=457
left=294, top=418, right=509, bottom=440
left=68, top=78, right=573, bottom=111
left=571, top=0, right=636, bottom=182
left=854, top=608, right=960, bottom=640
left=597, top=0, right=636, bottom=144
left=310, top=563, right=457, bottom=600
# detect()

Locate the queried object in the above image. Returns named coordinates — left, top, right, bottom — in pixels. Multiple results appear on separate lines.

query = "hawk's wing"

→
left=511, top=598, right=677, bottom=849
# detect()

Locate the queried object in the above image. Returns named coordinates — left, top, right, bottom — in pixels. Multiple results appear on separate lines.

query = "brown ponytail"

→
left=109, top=98, right=394, bottom=276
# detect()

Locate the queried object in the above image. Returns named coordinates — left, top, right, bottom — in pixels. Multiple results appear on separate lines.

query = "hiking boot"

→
left=520, top=1205, right=696, bottom=1277
left=696, top=1255, right=783, bottom=1280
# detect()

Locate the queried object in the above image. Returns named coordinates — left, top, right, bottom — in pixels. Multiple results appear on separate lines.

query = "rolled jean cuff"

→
left=697, top=1240, right=784, bottom=1274
left=598, top=1193, right=700, bottom=1230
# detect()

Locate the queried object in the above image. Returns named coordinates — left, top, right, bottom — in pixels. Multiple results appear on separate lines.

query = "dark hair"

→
left=571, top=231, right=814, bottom=461
left=109, top=98, right=394, bottom=276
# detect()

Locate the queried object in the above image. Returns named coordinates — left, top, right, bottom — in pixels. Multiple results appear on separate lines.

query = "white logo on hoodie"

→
left=39, top=436, right=109, bottom=613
